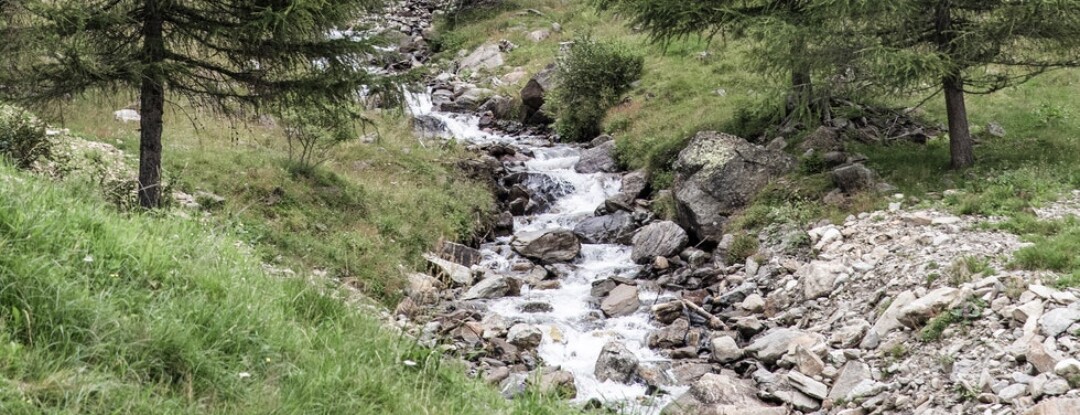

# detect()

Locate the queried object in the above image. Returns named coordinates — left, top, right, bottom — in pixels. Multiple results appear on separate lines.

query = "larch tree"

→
left=827, top=0, right=1080, bottom=168
left=594, top=0, right=837, bottom=114
left=0, top=0, right=392, bottom=207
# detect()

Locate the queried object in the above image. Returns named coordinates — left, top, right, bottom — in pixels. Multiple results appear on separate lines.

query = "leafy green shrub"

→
left=0, top=103, right=49, bottom=169
left=552, top=35, right=643, bottom=142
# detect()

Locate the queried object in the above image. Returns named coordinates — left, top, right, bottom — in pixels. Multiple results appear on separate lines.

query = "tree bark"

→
left=943, top=74, right=974, bottom=169
left=934, top=1, right=974, bottom=169
left=138, top=0, right=166, bottom=208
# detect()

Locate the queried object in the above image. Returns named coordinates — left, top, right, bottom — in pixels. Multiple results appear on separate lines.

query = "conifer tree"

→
left=595, top=0, right=829, bottom=111
left=824, top=0, right=1080, bottom=168
left=0, top=0, right=390, bottom=207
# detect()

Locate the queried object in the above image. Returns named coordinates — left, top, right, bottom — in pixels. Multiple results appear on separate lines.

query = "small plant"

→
left=1032, top=102, right=1070, bottom=126
left=552, top=35, right=644, bottom=142
left=887, top=344, right=908, bottom=360
left=947, top=256, right=995, bottom=285
left=926, top=272, right=940, bottom=285
left=938, top=353, right=956, bottom=373
left=927, top=261, right=940, bottom=270
left=920, top=312, right=957, bottom=342
left=0, top=103, right=50, bottom=169
left=954, top=384, right=979, bottom=402
left=800, top=152, right=827, bottom=174
left=727, top=233, right=760, bottom=264
left=921, top=299, right=984, bottom=342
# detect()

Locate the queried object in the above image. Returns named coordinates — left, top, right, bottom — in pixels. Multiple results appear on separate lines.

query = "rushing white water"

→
left=408, top=92, right=682, bottom=413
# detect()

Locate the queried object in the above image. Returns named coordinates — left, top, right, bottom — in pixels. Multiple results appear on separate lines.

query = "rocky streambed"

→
left=365, top=1, right=1080, bottom=414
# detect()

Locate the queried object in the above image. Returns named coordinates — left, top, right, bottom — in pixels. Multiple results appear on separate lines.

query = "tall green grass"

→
left=0, top=163, right=573, bottom=414
left=50, top=92, right=493, bottom=303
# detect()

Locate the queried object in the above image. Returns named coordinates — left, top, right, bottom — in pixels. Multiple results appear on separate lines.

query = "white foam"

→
left=413, top=89, right=678, bottom=414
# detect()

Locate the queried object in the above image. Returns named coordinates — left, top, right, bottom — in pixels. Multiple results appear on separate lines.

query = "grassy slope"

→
left=0, top=162, right=580, bottom=414
left=435, top=0, right=1080, bottom=283
left=52, top=92, right=493, bottom=303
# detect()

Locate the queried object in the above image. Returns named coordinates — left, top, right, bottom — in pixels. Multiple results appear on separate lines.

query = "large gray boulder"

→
left=662, top=372, right=784, bottom=415
left=574, top=140, right=618, bottom=173
left=511, top=229, right=581, bottom=263
left=573, top=211, right=637, bottom=244
left=459, top=43, right=504, bottom=72
left=631, top=221, right=689, bottom=264
left=672, top=132, right=795, bottom=241
left=595, top=340, right=640, bottom=383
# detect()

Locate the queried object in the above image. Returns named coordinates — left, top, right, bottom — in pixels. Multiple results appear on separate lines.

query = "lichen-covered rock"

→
left=672, top=132, right=795, bottom=241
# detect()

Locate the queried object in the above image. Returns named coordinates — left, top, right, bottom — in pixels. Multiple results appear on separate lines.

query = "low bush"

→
left=552, top=35, right=643, bottom=142
left=0, top=103, right=49, bottom=169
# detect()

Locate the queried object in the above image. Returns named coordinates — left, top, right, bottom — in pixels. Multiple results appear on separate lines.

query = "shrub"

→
left=0, top=103, right=49, bottom=169
left=552, top=35, right=643, bottom=142
left=277, top=101, right=365, bottom=170
left=726, top=233, right=760, bottom=264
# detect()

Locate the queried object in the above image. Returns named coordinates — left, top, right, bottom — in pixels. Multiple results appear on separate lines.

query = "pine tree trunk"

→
left=138, top=0, right=165, bottom=208
left=943, top=74, right=974, bottom=169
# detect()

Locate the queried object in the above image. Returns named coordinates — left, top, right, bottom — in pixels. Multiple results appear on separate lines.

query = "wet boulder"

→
left=511, top=229, right=581, bottom=263
left=573, top=211, right=637, bottom=244
left=672, top=132, right=795, bottom=241
left=462, top=275, right=522, bottom=300
left=412, top=115, right=447, bottom=137
left=601, top=284, right=640, bottom=317
left=507, top=324, right=543, bottom=349
left=574, top=140, right=618, bottom=173
left=631, top=221, right=689, bottom=264
left=595, top=340, right=640, bottom=383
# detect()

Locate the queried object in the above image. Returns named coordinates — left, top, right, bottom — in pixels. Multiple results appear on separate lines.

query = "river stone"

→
left=898, top=287, right=962, bottom=328
left=631, top=221, right=689, bottom=264
left=1040, top=308, right=1080, bottom=337
left=423, top=253, right=475, bottom=286
left=831, top=163, right=877, bottom=194
left=413, top=114, right=448, bottom=137
left=574, top=211, right=637, bottom=244
left=745, top=328, right=826, bottom=364
left=405, top=273, right=443, bottom=305
left=511, top=229, right=581, bottom=263
left=602, top=285, right=640, bottom=317
left=829, top=361, right=872, bottom=401
left=672, top=131, right=795, bottom=241
left=1054, top=359, right=1080, bottom=377
left=710, top=335, right=743, bottom=363
left=574, top=140, right=618, bottom=173
left=507, top=324, right=543, bottom=349
left=1024, top=398, right=1080, bottom=415
left=595, top=340, right=639, bottom=383
left=435, top=241, right=482, bottom=266
left=862, top=290, right=917, bottom=349
left=532, top=369, right=576, bottom=399
left=800, top=260, right=844, bottom=299
left=463, top=275, right=521, bottom=300
left=649, top=318, right=690, bottom=349
left=787, top=370, right=828, bottom=400
left=459, top=43, right=504, bottom=72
